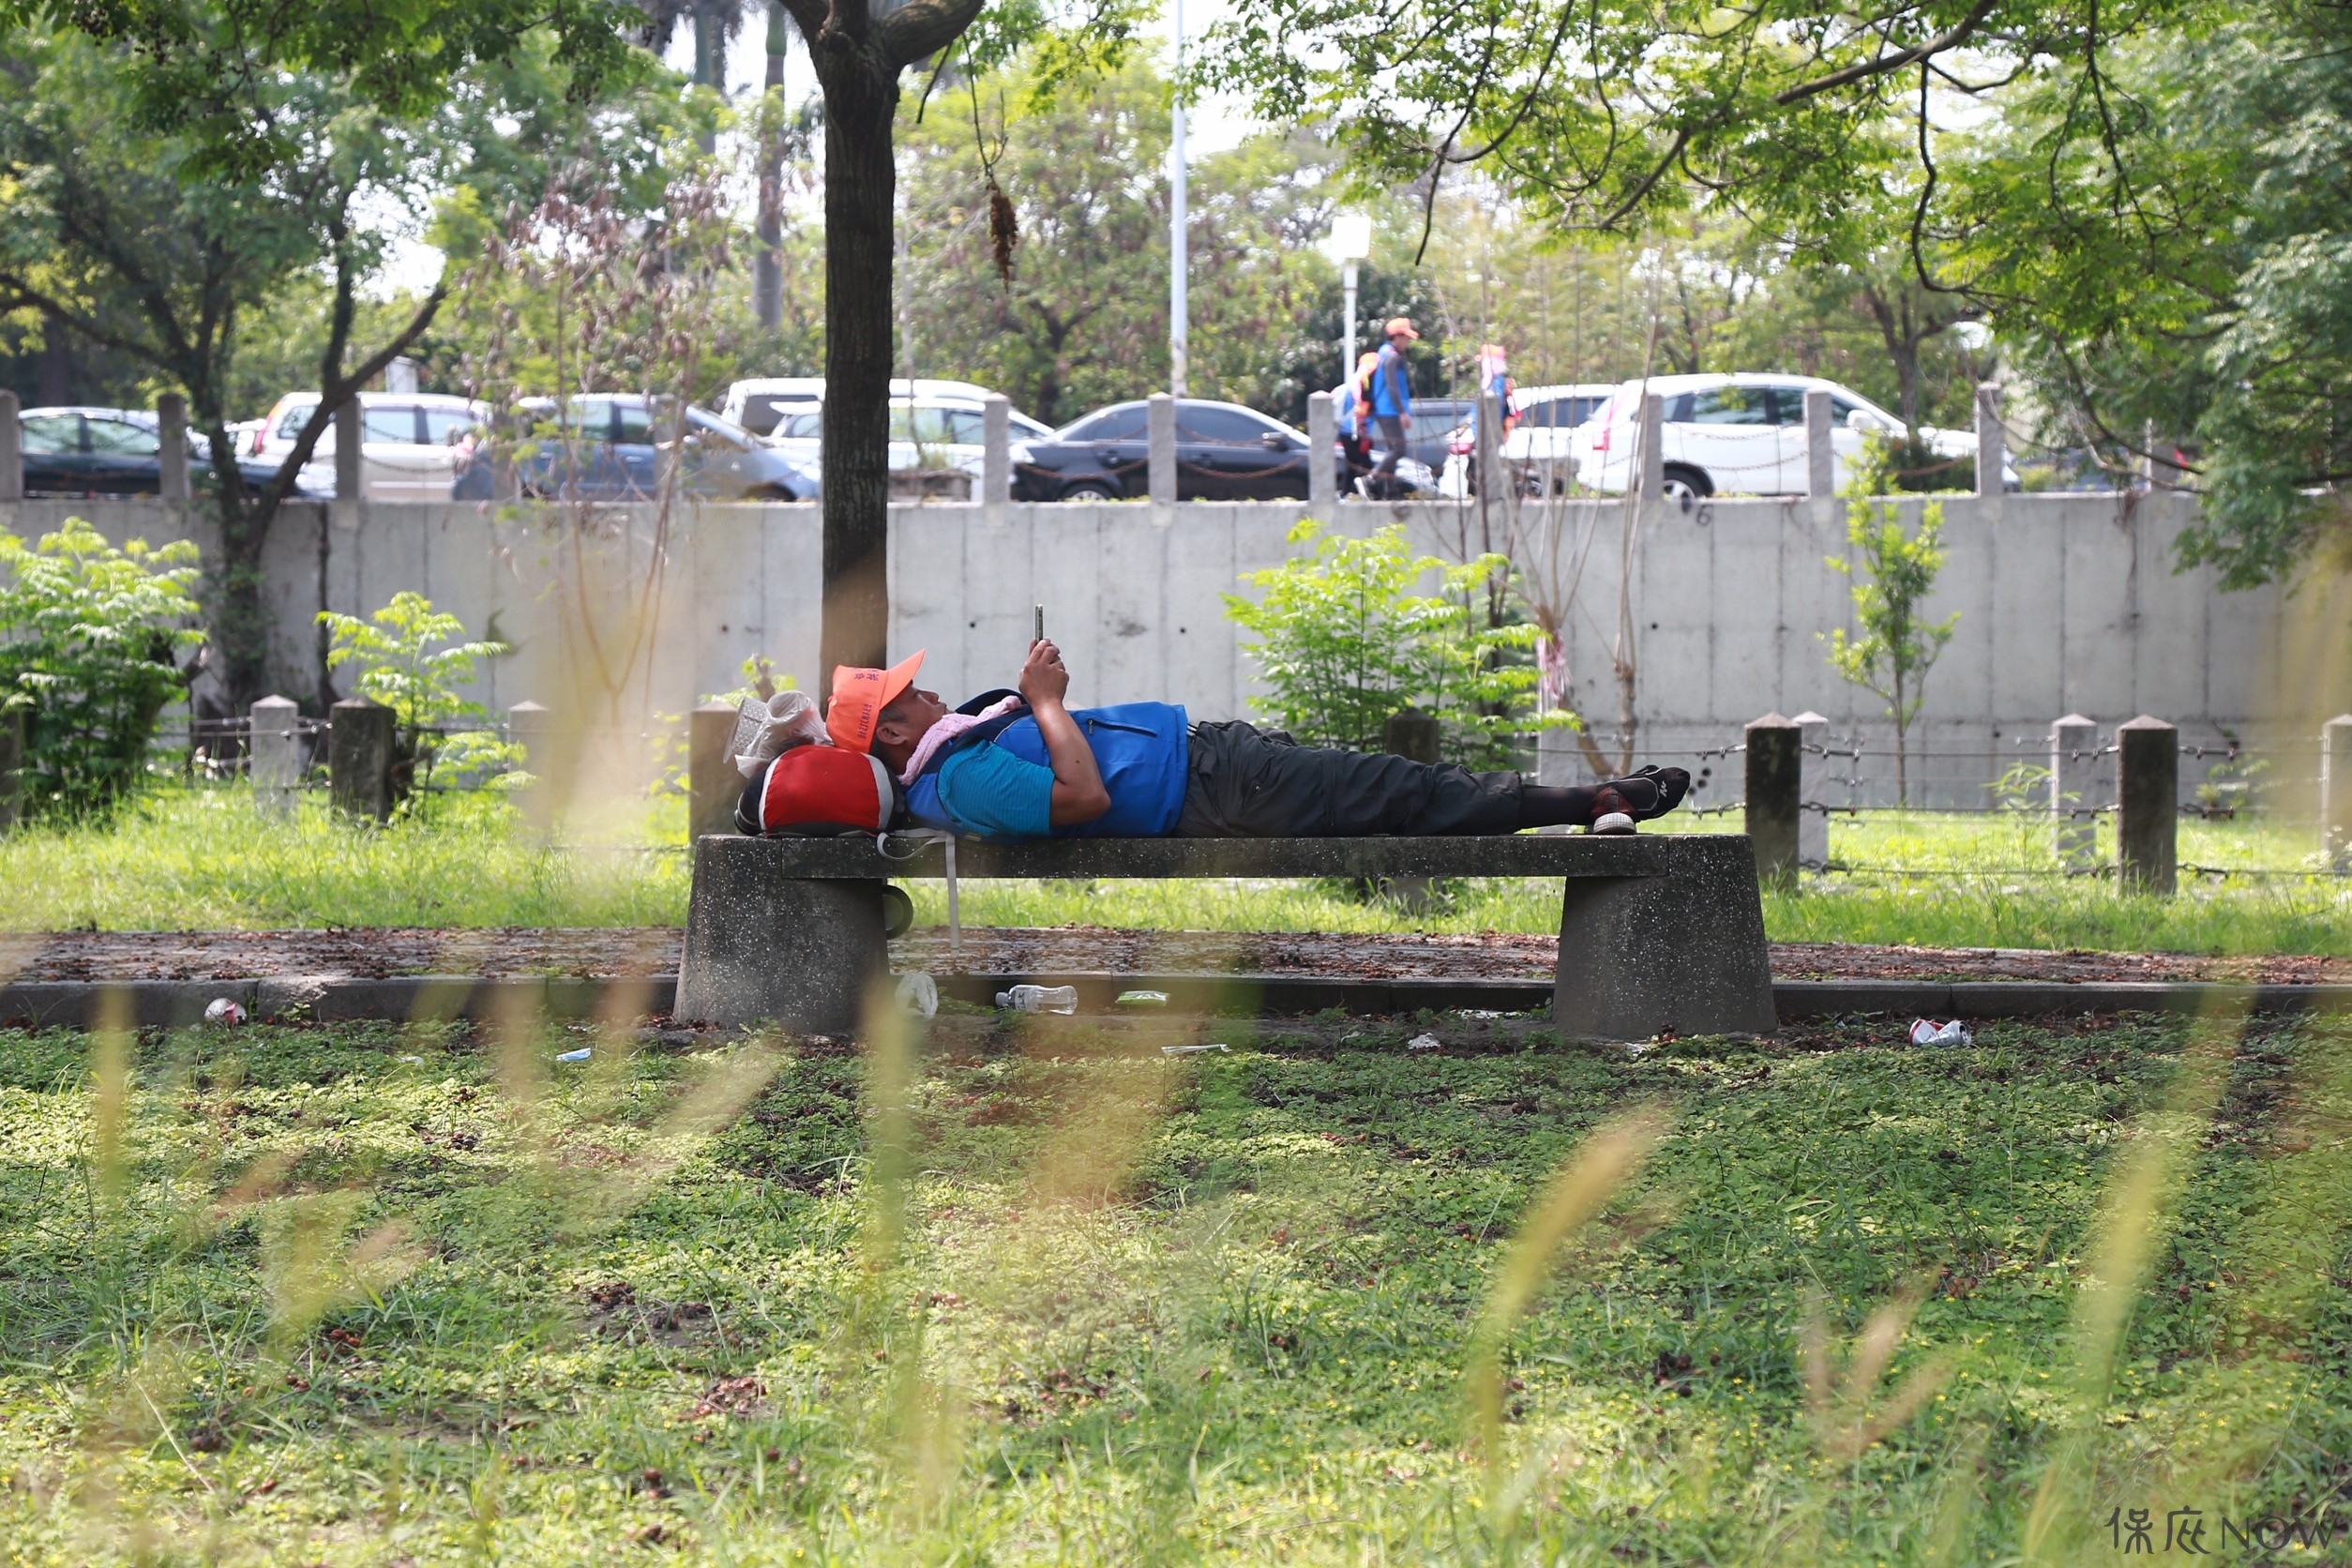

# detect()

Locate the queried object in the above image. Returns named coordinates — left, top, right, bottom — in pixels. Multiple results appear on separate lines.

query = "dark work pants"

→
left=1373, top=415, right=1408, bottom=488
left=1176, top=720, right=1521, bottom=837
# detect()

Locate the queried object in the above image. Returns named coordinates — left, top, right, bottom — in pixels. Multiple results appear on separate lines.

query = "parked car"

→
left=1569, top=373, right=2016, bottom=499
left=249, top=391, right=490, bottom=502
left=452, top=394, right=820, bottom=502
left=720, top=377, right=1052, bottom=480
left=1437, top=382, right=1620, bottom=496
left=1011, top=398, right=1438, bottom=503
left=16, top=406, right=319, bottom=498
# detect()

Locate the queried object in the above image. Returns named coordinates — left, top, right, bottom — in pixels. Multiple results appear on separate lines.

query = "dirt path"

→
left=0, top=926, right=2338, bottom=986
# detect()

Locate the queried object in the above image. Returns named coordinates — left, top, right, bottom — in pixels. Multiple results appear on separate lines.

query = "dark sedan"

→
left=17, top=406, right=314, bottom=498
left=1014, top=398, right=1441, bottom=501
left=1011, top=399, right=1317, bottom=502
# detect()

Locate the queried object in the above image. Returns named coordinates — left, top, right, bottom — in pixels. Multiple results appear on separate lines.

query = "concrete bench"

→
left=675, top=833, right=1775, bottom=1042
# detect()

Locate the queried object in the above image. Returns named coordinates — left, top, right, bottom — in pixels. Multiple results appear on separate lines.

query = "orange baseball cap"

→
left=825, top=650, right=926, bottom=753
left=1384, top=316, right=1420, bottom=339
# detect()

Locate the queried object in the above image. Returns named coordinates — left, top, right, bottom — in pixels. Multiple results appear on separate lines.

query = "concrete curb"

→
left=2, top=973, right=2347, bottom=1029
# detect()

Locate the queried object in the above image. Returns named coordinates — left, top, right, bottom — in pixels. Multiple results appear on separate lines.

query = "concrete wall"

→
left=8, top=489, right=2338, bottom=807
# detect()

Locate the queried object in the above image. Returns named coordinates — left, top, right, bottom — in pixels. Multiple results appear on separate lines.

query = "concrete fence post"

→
left=334, top=398, right=363, bottom=502
left=1803, top=388, right=1834, bottom=501
left=1147, top=392, right=1176, bottom=517
left=328, top=699, right=394, bottom=822
left=981, top=394, right=1010, bottom=521
left=249, top=695, right=301, bottom=816
left=1638, top=392, right=1665, bottom=501
left=505, top=701, right=550, bottom=771
left=2321, top=714, right=2352, bottom=867
left=1476, top=389, right=1505, bottom=504
left=1380, top=709, right=1443, bottom=907
left=689, top=700, right=740, bottom=839
left=1744, top=713, right=1802, bottom=885
left=2051, top=713, right=2099, bottom=869
left=1975, top=383, right=2004, bottom=500
left=0, top=704, right=22, bottom=832
left=2116, top=715, right=2178, bottom=895
left=1306, top=391, right=1336, bottom=519
left=1792, top=710, right=1829, bottom=867
left=505, top=699, right=551, bottom=825
left=0, top=389, right=21, bottom=503
left=157, top=392, right=190, bottom=504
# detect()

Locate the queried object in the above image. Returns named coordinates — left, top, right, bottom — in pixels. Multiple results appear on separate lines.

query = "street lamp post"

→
left=1169, top=0, right=1187, bottom=396
left=1325, top=213, right=1372, bottom=386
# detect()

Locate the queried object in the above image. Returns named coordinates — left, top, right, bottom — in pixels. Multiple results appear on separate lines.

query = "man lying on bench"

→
left=817, top=641, right=1686, bottom=841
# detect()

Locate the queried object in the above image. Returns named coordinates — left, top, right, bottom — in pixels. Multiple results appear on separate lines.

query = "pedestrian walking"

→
left=1333, top=350, right=1380, bottom=488
left=1465, top=341, right=1517, bottom=496
left=1369, top=317, right=1417, bottom=497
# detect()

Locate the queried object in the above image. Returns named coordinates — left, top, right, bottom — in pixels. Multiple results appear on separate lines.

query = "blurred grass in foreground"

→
left=0, top=1007, right=2344, bottom=1562
left=0, top=785, right=2343, bottom=957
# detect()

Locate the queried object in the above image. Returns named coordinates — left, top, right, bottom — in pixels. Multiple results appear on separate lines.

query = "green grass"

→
left=1, top=785, right=2345, bottom=958
left=1, top=1010, right=2346, bottom=1562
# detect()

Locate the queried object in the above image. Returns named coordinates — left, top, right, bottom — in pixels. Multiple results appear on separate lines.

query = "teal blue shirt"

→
left=932, top=743, right=1055, bottom=838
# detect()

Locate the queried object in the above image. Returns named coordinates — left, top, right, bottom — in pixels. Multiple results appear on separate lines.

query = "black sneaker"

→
left=1586, top=768, right=1692, bottom=832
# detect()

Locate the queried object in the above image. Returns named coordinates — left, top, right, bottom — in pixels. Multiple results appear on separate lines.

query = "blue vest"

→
left=906, top=701, right=1189, bottom=837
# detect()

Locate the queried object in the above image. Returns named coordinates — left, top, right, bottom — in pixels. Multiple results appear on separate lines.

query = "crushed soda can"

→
left=203, top=997, right=247, bottom=1027
left=1160, top=1043, right=1229, bottom=1056
left=1908, top=1018, right=1971, bottom=1048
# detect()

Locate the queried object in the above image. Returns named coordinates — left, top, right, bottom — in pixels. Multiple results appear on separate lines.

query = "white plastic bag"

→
left=895, top=971, right=939, bottom=1018
left=731, top=689, right=828, bottom=777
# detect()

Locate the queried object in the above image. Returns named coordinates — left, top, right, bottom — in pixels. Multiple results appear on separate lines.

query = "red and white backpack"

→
left=734, top=745, right=898, bottom=836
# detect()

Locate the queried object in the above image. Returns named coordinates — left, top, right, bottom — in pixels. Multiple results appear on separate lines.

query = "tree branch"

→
left=878, top=0, right=987, bottom=70
left=1773, top=0, right=2001, bottom=106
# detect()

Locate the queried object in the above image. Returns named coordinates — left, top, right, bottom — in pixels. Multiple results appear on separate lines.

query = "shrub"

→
left=318, top=593, right=517, bottom=800
left=0, top=517, right=204, bottom=820
left=1826, top=437, right=1958, bottom=805
left=1225, top=520, right=1573, bottom=767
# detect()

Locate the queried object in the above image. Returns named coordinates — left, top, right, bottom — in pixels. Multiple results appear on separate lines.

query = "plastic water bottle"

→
left=996, top=984, right=1078, bottom=1014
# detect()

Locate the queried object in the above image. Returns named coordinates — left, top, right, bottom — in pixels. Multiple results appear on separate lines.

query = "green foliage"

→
left=318, top=592, right=516, bottom=795
left=0, top=517, right=202, bottom=820
left=1945, top=0, right=2352, bottom=583
left=1826, top=442, right=1957, bottom=804
left=898, top=54, right=1342, bottom=425
left=1225, top=520, right=1572, bottom=766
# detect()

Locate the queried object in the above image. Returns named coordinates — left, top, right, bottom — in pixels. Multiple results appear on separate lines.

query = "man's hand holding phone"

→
left=1021, top=638, right=1071, bottom=709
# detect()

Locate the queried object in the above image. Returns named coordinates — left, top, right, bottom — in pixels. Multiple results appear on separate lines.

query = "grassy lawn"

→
left=1, top=1009, right=2346, bottom=1562
left=1, top=785, right=2345, bottom=957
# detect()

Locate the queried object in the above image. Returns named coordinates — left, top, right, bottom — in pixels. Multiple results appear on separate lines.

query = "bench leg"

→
left=1551, top=837, right=1776, bottom=1040
left=675, top=838, right=888, bottom=1033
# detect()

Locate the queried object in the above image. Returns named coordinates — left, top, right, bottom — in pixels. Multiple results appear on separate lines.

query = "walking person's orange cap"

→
left=826, top=650, right=926, bottom=753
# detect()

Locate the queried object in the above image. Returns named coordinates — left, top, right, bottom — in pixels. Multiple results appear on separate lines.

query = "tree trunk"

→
left=754, top=2, right=788, bottom=328
left=813, top=44, right=900, bottom=676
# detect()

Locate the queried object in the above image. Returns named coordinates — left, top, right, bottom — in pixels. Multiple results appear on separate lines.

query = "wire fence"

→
left=105, top=705, right=2352, bottom=885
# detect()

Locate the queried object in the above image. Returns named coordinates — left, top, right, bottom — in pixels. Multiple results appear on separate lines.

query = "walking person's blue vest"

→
left=904, top=698, right=1190, bottom=838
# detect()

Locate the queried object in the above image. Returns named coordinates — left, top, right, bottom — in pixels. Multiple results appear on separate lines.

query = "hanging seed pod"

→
left=987, top=173, right=1018, bottom=289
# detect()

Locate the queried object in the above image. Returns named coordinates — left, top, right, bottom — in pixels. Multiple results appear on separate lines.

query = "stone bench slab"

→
left=676, top=831, right=1776, bottom=1043
left=711, top=831, right=1703, bottom=881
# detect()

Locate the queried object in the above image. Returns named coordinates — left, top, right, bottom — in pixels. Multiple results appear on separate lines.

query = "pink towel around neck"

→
left=898, top=694, right=1025, bottom=785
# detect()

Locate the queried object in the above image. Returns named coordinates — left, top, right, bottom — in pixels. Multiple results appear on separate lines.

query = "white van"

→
left=716, top=377, right=1051, bottom=479
left=249, top=391, right=490, bottom=502
left=1568, top=373, right=2012, bottom=499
